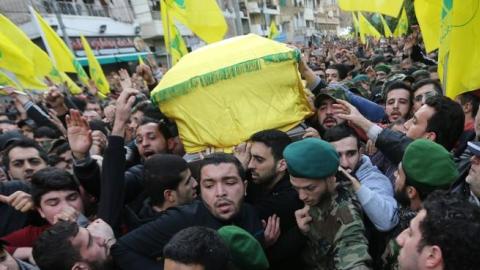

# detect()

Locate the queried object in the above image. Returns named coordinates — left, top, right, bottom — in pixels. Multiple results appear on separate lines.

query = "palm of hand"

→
left=68, top=125, right=92, bottom=153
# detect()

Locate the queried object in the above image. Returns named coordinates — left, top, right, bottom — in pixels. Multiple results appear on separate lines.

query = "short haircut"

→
left=199, top=153, right=245, bottom=180
left=384, top=81, right=413, bottom=101
left=163, top=226, right=230, bottom=270
left=327, top=64, right=349, bottom=80
left=144, top=154, right=189, bottom=206
left=31, top=167, right=79, bottom=207
left=424, top=95, right=464, bottom=151
left=457, top=92, right=480, bottom=117
left=139, top=117, right=173, bottom=140
left=419, top=191, right=480, bottom=270
left=249, top=129, right=291, bottom=161
left=323, top=124, right=360, bottom=149
left=413, top=79, right=443, bottom=96
left=33, top=126, right=58, bottom=139
left=2, top=138, right=48, bottom=171
left=33, top=221, right=82, bottom=270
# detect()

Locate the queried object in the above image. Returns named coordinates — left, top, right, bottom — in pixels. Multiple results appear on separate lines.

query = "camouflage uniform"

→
left=302, top=186, right=372, bottom=270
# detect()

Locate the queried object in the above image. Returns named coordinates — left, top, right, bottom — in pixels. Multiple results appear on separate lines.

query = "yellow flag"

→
left=163, top=0, right=227, bottom=43
left=439, top=0, right=480, bottom=98
left=138, top=55, right=145, bottom=65
left=80, top=36, right=110, bottom=95
left=380, top=14, right=393, bottom=37
left=358, top=12, right=382, bottom=42
left=414, top=0, right=441, bottom=53
left=352, top=12, right=360, bottom=34
left=268, top=21, right=279, bottom=39
left=0, top=70, right=23, bottom=91
left=0, top=14, right=61, bottom=87
left=393, top=8, right=409, bottom=37
left=161, top=0, right=189, bottom=65
left=59, top=72, right=83, bottom=95
left=0, top=32, right=35, bottom=78
left=338, top=0, right=403, bottom=17
left=32, top=8, right=90, bottom=86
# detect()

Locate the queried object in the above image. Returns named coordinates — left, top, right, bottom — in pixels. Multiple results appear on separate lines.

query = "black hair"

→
left=249, top=129, right=291, bottom=162
left=33, top=126, right=58, bottom=139
left=163, top=226, right=230, bottom=270
left=457, top=92, right=480, bottom=118
left=384, top=81, right=413, bottom=100
left=424, top=95, right=464, bottom=151
left=418, top=191, right=480, bottom=270
left=413, top=79, right=443, bottom=96
left=32, top=221, right=82, bottom=270
left=199, top=153, right=246, bottom=180
left=323, top=124, right=360, bottom=150
left=2, top=138, right=48, bottom=171
left=144, top=154, right=189, bottom=207
left=139, top=117, right=173, bottom=140
left=327, top=64, right=350, bottom=80
left=31, top=167, right=79, bottom=207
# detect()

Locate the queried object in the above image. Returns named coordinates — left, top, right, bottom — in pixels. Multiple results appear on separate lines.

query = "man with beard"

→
left=312, top=89, right=348, bottom=135
left=2, top=139, right=48, bottom=182
left=382, top=139, right=459, bottom=269
left=384, top=82, right=413, bottom=123
left=242, top=130, right=304, bottom=269
left=284, top=138, right=372, bottom=270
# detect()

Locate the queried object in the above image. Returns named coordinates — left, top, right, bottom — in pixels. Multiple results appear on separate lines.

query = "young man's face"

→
left=386, top=89, right=411, bottom=122
left=54, top=150, right=74, bottom=174
left=404, top=105, right=436, bottom=140
left=316, top=98, right=345, bottom=129
left=325, top=68, right=339, bottom=84
left=7, top=147, right=47, bottom=181
left=37, top=190, right=84, bottom=225
left=466, top=155, right=480, bottom=198
left=173, top=169, right=198, bottom=205
left=413, top=84, right=437, bottom=113
left=330, top=136, right=361, bottom=173
left=248, top=142, right=280, bottom=185
left=396, top=210, right=429, bottom=270
left=69, top=223, right=112, bottom=269
left=85, top=103, right=104, bottom=117
left=200, top=163, right=246, bottom=221
left=136, top=123, right=169, bottom=159
left=290, top=176, right=334, bottom=206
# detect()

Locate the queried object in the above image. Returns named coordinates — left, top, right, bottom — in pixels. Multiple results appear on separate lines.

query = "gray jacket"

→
left=355, top=155, right=399, bottom=231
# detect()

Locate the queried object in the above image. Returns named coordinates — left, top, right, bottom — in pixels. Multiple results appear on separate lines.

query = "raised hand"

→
left=66, top=109, right=92, bottom=160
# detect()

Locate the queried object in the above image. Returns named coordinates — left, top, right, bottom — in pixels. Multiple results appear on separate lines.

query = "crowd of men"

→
left=1, top=30, right=480, bottom=270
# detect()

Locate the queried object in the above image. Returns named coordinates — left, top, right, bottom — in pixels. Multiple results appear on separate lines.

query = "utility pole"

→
left=232, top=0, right=244, bottom=35
left=50, top=0, right=73, bottom=50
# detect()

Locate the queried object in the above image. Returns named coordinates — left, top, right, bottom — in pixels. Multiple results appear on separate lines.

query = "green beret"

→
left=375, top=64, right=391, bottom=74
left=218, top=226, right=269, bottom=270
left=283, top=138, right=339, bottom=179
left=352, top=74, right=369, bottom=83
left=402, top=139, right=458, bottom=189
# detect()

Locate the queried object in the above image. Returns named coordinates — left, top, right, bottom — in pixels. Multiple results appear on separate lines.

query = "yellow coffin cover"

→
left=151, top=34, right=312, bottom=153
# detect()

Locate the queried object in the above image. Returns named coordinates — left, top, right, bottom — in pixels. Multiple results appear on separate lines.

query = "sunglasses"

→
left=414, top=91, right=437, bottom=103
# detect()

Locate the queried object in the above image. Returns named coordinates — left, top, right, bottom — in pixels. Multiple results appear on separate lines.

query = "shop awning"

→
left=76, top=52, right=151, bottom=66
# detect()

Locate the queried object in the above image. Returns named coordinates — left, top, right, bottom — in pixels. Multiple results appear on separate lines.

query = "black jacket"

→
left=111, top=200, right=263, bottom=270
left=375, top=129, right=413, bottom=165
left=246, top=173, right=306, bottom=270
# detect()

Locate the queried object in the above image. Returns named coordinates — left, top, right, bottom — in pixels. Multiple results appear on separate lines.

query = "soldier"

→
left=283, top=138, right=372, bottom=270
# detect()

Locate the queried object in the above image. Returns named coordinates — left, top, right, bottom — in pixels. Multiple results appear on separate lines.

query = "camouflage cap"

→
left=314, top=85, right=349, bottom=108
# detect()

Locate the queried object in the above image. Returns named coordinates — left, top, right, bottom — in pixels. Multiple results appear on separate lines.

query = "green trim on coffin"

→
left=151, top=50, right=300, bottom=105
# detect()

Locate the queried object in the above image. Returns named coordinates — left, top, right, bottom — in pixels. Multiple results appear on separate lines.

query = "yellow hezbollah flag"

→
left=161, top=0, right=189, bottom=65
left=393, top=7, right=409, bottom=37
left=438, top=0, right=480, bottom=98
left=32, top=8, right=90, bottom=86
left=352, top=12, right=360, bottom=34
left=380, top=14, right=393, bottom=38
left=0, top=32, right=35, bottom=79
left=0, top=14, right=61, bottom=87
left=163, top=0, right=227, bottom=43
left=80, top=36, right=110, bottom=95
left=59, top=72, right=83, bottom=95
left=151, top=34, right=312, bottom=153
left=0, top=69, right=23, bottom=91
left=268, top=21, right=279, bottom=39
left=338, top=0, right=403, bottom=17
left=358, top=12, right=382, bottom=41
left=414, top=0, right=441, bottom=53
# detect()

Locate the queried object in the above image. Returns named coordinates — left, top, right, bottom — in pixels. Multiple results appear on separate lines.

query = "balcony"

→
left=247, top=1, right=261, bottom=13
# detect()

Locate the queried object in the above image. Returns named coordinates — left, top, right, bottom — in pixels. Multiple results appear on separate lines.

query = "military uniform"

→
left=302, top=186, right=372, bottom=270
